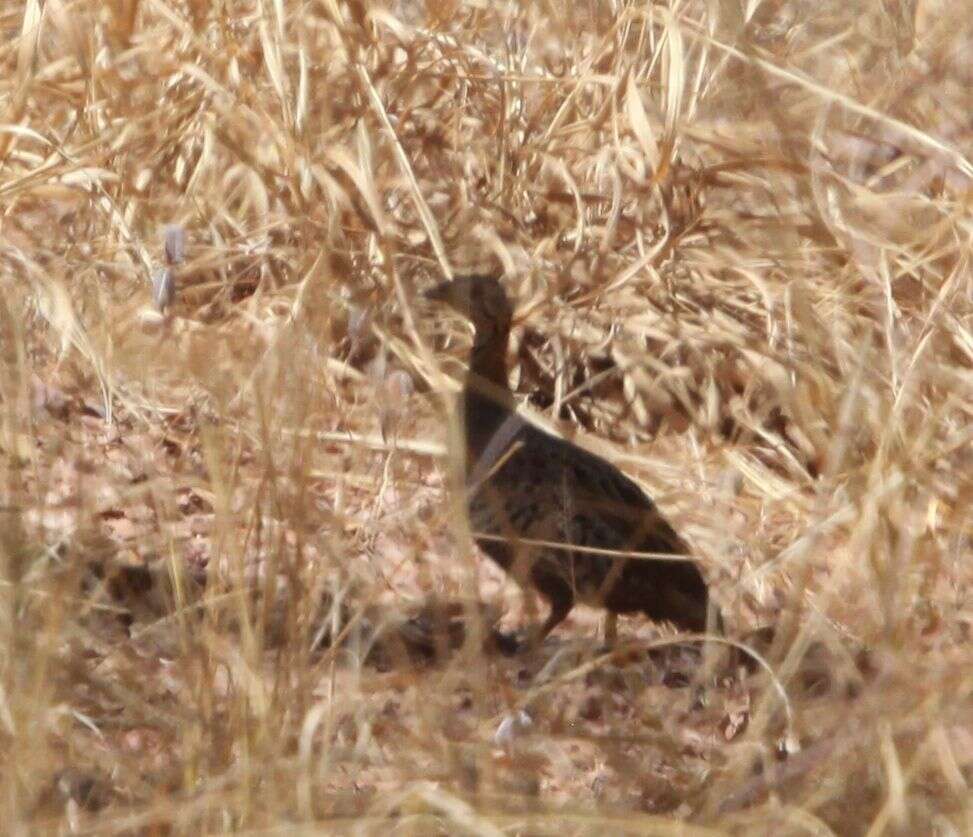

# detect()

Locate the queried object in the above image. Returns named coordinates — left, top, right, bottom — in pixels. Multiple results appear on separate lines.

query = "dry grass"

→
left=2, top=0, right=972, bottom=832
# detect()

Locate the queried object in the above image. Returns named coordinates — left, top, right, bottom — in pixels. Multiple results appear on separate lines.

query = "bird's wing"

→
left=553, top=434, right=690, bottom=556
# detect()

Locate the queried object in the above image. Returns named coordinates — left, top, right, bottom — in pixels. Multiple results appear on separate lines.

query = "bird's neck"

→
left=469, top=327, right=510, bottom=390
left=463, top=327, right=516, bottom=459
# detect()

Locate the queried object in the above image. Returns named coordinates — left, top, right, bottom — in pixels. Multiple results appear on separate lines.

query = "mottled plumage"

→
left=425, top=275, right=717, bottom=646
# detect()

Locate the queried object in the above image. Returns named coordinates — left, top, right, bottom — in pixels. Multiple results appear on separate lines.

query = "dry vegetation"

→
left=2, top=0, right=972, bottom=832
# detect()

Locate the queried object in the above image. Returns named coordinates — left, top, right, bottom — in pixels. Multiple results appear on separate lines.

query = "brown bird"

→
left=425, top=275, right=719, bottom=650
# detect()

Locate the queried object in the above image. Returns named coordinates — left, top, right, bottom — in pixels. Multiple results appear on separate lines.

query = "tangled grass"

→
left=1, top=0, right=971, bottom=832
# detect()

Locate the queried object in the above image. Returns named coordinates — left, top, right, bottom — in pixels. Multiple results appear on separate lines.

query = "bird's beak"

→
left=422, top=280, right=453, bottom=304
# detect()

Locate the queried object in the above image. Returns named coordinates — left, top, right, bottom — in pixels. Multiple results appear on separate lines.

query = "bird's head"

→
left=423, top=275, right=513, bottom=342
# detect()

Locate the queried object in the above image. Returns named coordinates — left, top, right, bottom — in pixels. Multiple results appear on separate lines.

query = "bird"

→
left=424, top=274, right=719, bottom=650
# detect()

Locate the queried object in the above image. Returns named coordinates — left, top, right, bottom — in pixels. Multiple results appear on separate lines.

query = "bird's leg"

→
left=603, top=612, right=618, bottom=647
left=526, top=587, right=573, bottom=650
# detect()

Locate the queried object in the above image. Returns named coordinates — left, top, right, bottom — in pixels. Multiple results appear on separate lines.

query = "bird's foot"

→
left=489, top=628, right=523, bottom=656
